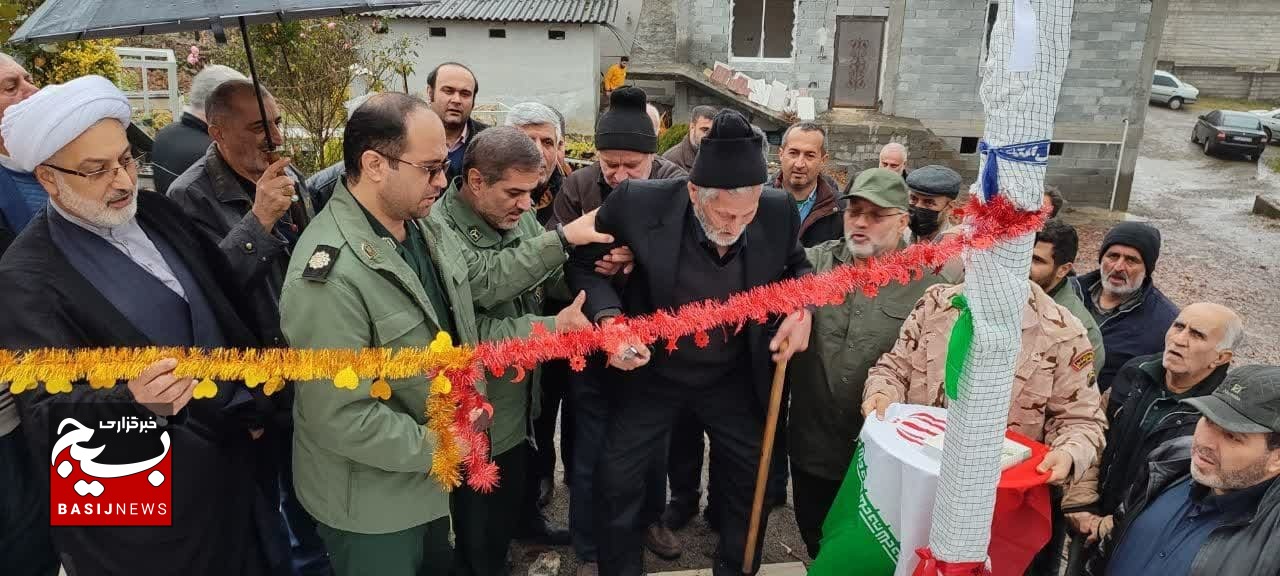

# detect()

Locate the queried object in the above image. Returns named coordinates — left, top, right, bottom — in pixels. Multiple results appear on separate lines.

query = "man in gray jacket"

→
left=1105, top=365, right=1280, bottom=576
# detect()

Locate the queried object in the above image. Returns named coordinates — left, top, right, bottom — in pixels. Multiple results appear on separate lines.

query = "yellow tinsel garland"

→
left=0, top=332, right=477, bottom=491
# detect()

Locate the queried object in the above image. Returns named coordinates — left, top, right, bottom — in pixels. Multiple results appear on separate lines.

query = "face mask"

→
left=908, top=205, right=943, bottom=238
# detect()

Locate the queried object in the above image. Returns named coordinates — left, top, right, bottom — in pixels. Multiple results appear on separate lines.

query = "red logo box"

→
left=49, top=414, right=172, bottom=526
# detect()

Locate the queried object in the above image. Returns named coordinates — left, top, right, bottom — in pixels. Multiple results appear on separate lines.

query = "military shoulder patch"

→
left=1070, top=350, right=1095, bottom=372
left=302, top=245, right=341, bottom=282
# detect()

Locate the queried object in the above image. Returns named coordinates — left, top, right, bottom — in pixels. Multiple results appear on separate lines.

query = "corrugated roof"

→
left=382, top=0, right=616, bottom=24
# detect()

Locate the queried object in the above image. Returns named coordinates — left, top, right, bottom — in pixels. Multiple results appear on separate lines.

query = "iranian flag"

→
left=808, top=404, right=1053, bottom=576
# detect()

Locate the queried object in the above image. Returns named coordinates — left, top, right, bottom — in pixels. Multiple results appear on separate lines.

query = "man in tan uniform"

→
left=861, top=280, right=1107, bottom=506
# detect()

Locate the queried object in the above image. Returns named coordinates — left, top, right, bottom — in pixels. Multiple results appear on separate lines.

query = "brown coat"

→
left=662, top=136, right=698, bottom=172
left=862, top=281, right=1107, bottom=508
left=549, top=156, right=687, bottom=227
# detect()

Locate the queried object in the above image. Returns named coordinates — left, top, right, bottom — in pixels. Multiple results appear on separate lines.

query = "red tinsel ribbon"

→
left=472, top=195, right=1046, bottom=380
left=912, top=548, right=992, bottom=576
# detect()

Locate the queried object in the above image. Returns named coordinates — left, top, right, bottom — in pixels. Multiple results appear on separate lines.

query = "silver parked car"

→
left=1150, top=70, right=1199, bottom=110
left=1248, top=108, right=1280, bottom=143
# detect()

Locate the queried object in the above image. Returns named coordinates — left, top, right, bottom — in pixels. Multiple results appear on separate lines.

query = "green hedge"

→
left=659, top=123, right=688, bottom=154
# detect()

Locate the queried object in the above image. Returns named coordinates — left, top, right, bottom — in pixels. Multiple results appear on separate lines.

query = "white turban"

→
left=1, top=75, right=132, bottom=173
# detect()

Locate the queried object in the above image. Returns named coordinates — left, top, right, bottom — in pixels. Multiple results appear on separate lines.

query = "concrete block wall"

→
left=1057, top=0, right=1151, bottom=124
left=685, top=0, right=890, bottom=114
left=823, top=126, right=1119, bottom=208
left=632, top=0, right=681, bottom=65
left=1172, top=67, right=1255, bottom=100
left=894, top=0, right=1149, bottom=126
left=1160, top=0, right=1280, bottom=71
left=890, top=0, right=986, bottom=121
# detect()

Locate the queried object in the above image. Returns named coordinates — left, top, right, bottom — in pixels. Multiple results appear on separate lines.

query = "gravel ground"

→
left=512, top=103, right=1280, bottom=576
left=1064, top=104, right=1280, bottom=365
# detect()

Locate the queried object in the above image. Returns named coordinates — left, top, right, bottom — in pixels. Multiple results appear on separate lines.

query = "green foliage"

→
left=322, top=137, right=344, bottom=168
left=1267, top=154, right=1280, bottom=175
left=658, top=123, right=688, bottom=154
left=135, top=109, right=173, bottom=134
left=564, top=133, right=596, bottom=161
left=205, top=17, right=417, bottom=173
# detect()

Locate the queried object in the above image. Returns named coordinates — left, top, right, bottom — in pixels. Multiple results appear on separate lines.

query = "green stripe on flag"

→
left=809, top=443, right=899, bottom=576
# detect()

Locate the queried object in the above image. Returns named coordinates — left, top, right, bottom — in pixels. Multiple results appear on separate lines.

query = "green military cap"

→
left=842, top=167, right=909, bottom=211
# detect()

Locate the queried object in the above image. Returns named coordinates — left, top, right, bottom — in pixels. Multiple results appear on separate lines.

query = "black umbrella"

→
left=10, top=0, right=436, bottom=225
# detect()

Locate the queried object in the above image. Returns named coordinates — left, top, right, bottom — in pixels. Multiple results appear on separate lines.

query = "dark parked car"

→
left=1191, top=110, right=1268, bottom=162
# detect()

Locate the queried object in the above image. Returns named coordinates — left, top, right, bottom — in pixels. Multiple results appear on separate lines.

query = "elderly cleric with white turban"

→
left=2, top=74, right=138, bottom=227
left=0, top=75, right=288, bottom=576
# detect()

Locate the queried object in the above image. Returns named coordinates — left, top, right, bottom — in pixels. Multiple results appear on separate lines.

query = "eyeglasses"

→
left=845, top=209, right=905, bottom=223
left=379, top=152, right=449, bottom=180
left=42, top=153, right=147, bottom=184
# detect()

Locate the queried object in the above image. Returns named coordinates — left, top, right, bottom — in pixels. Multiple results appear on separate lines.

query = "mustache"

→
left=1194, top=446, right=1218, bottom=466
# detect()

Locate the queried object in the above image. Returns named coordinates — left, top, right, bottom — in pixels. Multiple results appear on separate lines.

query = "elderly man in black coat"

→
left=0, top=75, right=287, bottom=576
left=568, top=109, right=813, bottom=576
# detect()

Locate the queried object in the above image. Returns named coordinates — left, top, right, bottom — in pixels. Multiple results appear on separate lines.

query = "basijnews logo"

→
left=49, top=408, right=172, bottom=526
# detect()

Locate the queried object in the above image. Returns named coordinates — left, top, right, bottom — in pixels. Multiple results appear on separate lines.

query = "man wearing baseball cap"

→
left=786, top=168, right=944, bottom=557
left=1107, top=365, right=1280, bottom=576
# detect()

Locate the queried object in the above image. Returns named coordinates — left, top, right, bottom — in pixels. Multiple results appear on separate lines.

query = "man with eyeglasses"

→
left=279, top=94, right=611, bottom=576
left=165, top=78, right=331, bottom=575
left=784, top=168, right=944, bottom=558
left=0, top=75, right=285, bottom=575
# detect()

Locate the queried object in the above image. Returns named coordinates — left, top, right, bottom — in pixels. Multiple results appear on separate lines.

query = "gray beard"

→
left=56, top=177, right=138, bottom=228
left=692, top=201, right=742, bottom=248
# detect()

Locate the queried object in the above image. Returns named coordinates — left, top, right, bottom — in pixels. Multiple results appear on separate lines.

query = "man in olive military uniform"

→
left=786, top=168, right=944, bottom=558
left=279, top=92, right=467, bottom=576
left=432, top=127, right=595, bottom=575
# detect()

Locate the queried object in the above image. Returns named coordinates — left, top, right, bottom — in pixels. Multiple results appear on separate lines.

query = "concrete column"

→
left=880, top=0, right=908, bottom=114
left=1112, top=0, right=1169, bottom=213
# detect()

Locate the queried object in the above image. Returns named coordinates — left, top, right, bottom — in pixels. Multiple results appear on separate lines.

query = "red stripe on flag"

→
left=898, top=428, right=925, bottom=445
left=915, top=412, right=948, bottom=429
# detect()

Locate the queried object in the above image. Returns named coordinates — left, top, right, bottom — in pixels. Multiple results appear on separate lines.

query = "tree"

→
left=209, top=17, right=417, bottom=173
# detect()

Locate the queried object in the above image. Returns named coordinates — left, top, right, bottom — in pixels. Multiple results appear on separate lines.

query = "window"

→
left=548, top=30, right=566, bottom=40
left=731, top=0, right=795, bottom=59
left=1153, top=75, right=1177, bottom=87
left=1222, top=113, right=1262, bottom=130
left=489, top=28, right=506, bottom=38
left=1049, top=142, right=1064, bottom=156
left=960, top=137, right=979, bottom=154
left=429, top=27, right=446, bottom=37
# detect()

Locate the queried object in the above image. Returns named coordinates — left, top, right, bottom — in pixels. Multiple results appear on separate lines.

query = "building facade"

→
left=633, top=0, right=1168, bottom=210
left=370, top=0, right=643, bottom=134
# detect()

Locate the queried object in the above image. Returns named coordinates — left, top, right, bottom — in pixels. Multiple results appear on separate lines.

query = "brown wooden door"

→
left=831, top=16, right=885, bottom=108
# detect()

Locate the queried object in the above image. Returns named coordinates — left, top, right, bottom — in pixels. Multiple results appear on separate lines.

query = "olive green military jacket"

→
left=787, top=239, right=944, bottom=480
left=279, top=181, right=564, bottom=535
left=432, top=187, right=571, bottom=457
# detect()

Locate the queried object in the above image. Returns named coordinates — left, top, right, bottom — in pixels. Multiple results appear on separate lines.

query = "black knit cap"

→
left=595, top=87, right=656, bottom=153
left=689, top=109, right=768, bottom=188
left=1099, top=221, right=1162, bottom=275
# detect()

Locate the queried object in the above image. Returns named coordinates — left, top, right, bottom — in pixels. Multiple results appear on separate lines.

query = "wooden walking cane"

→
left=743, top=341, right=790, bottom=574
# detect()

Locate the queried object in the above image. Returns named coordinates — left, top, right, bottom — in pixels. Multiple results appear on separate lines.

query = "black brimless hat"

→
left=595, top=87, right=656, bottom=153
left=689, top=109, right=768, bottom=189
left=1099, top=221, right=1162, bottom=276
